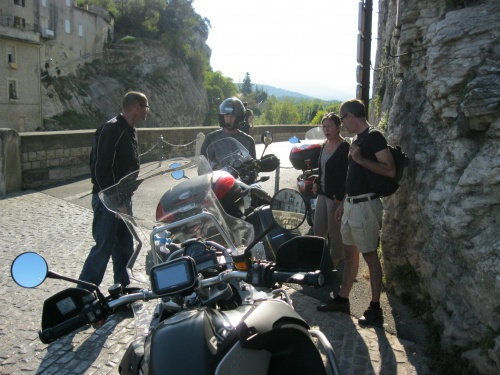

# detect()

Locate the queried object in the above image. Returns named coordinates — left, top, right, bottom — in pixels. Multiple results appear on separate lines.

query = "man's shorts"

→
left=340, top=194, right=383, bottom=253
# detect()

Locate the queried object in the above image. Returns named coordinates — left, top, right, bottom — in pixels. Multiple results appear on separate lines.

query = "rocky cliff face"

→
left=41, top=40, right=209, bottom=130
left=373, top=0, right=500, bottom=372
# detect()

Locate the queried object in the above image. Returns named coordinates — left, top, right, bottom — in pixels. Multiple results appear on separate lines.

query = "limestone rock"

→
left=41, top=42, right=208, bottom=130
left=374, top=0, right=500, bottom=373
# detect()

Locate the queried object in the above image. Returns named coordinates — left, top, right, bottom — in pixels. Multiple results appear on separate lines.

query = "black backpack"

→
left=365, top=141, right=410, bottom=197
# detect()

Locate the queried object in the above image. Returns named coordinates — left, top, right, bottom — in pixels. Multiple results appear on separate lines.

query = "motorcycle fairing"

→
left=274, top=235, right=328, bottom=273
left=236, top=300, right=326, bottom=375
left=145, top=306, right=252, bottom=375
left=245, top=206, right=298, bottom=260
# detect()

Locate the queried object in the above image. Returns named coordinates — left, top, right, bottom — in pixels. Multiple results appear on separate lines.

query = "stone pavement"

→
left=0, top=191, right=429, bottom=374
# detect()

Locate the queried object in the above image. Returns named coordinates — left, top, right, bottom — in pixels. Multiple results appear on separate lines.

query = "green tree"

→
left=241, top=72, right=253, bottom=95
left=204, top=71, right=238, bottom=125
left=260, top=97, right=301, bottom=125
left=250, top=85, right=267, bottom=104
left=113, top=0, right=167, bottom=38
left=310, top=102, right=341, bottom=124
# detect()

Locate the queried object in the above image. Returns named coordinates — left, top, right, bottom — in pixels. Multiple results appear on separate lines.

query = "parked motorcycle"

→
left=206, top=131, right=280, bottom=187
left=289, top=127, right=324, bottom=228
left=11, top=156, right=341, bottom=375
left=204, top=132, right=297, bottom=261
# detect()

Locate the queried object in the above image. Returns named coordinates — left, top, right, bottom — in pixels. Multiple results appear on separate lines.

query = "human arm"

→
left=92, top=123, right=117, bottom=191
left=333, top=142, right=349, bottom=200
left=349, top=133, right=396, bottom=178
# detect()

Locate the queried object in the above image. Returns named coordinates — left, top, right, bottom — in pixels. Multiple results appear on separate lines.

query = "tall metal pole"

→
left=362, top=0, right=373, bottom=114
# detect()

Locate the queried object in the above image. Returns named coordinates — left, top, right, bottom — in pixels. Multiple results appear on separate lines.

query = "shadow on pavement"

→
left=36, top=310, right=133, bottom=374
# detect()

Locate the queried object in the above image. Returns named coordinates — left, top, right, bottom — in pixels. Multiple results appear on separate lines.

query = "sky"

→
left=192, top=0, right=379, bottom=101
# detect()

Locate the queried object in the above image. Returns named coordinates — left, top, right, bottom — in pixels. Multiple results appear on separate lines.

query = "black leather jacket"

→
left=90, top=114, right=140, bottom=194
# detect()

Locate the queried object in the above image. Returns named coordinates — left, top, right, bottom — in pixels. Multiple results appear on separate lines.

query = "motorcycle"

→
left=289, top=127, right=324, bottom=228
left=202, top=132, right=296, bottom=261
left=11, top=156, right=341, bottom=375
left=206, top=131, right=280, bottom=188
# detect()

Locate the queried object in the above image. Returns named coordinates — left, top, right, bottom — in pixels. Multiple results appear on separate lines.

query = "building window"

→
left=14, top=16, right=26, bottom=29
left=65, top=20, right=71, bottom=33
left=42, top=0, right=46, bottom=7
left=7, top=46, right=16, bottom=63
left=66, top=0, right=70, bottom=6
left=9, top=81, right=18, bottom=100
left=14, top=0, right=26, bottom=7
left=79, top=24, right=83, bottom=37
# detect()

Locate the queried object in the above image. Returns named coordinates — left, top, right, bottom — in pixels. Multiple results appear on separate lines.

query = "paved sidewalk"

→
left=0, top=191, right=429, bottom=374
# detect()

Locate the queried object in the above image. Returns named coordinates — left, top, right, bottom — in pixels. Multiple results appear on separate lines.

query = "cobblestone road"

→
left=0, top=191, right=429, bottom=374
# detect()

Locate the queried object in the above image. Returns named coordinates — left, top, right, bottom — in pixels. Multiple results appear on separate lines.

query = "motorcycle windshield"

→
left=98, top=156, right=255, bottom=287
left=304, top=126, right=324, bottom=141
left=205, top=137, right=253, bottom=171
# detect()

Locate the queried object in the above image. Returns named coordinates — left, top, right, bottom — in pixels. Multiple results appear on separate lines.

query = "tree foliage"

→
left=204, top=71, right=238, bottom=125
left=241, top=72, right=253, bottom=95
left=86, top=0, right=341, bottom=126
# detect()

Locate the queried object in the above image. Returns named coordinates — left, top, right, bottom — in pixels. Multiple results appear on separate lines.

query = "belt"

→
left=345, top=195, right=379, bottom=204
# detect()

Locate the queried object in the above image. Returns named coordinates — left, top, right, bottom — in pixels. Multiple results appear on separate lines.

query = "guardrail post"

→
left=275, top=162, right=280, bottom=194
left=195, top=132, right=205, bottom=156
left=0, top=129, right=22, bottom=195
left=159, top=135, right=164, bottom=166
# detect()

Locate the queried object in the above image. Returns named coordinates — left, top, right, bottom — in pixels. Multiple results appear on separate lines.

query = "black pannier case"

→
left=289, top=143, right=322, bottom=171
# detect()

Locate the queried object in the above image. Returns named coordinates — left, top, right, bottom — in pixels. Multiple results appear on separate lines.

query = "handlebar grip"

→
left=39, top=313, right=88, bottom=344
left=272, top=270, right=324, bottom=287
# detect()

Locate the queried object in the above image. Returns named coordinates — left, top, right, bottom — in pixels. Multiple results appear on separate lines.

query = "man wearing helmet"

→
left=200, top=97, right=256, bottom=160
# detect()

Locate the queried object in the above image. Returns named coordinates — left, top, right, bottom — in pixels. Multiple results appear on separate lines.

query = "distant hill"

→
left=256, top=84, right=316, bottom=99
left=237, top=83, right=317, bottom=100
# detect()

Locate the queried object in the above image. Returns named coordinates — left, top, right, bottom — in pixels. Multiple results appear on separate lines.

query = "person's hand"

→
left=335, top=204, right=344, bottom=222
left=312, top=183, right=318, bottom=194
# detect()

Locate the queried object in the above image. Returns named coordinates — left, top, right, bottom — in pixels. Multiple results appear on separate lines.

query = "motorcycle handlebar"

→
left=46, top=267, right=323, bottom=336
left=39, top=313, right=88, bottom=344
left=271, top=270, right=324, bottom=287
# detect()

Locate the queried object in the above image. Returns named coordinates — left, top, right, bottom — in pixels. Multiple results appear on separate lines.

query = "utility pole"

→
left=356, top=0, right=373, bottom=114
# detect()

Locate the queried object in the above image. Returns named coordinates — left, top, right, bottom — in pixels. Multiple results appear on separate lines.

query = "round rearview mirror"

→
left=11, top=252, right=49, bottom=288
left=288, top=136, right=300, bottom=144
left=270, top=188, right=306, bottom=230
left=260, top=131, right=273, bottom=146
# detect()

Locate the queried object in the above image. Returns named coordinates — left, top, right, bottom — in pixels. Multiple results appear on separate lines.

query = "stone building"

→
left=0, top=0, right=112, bottom=132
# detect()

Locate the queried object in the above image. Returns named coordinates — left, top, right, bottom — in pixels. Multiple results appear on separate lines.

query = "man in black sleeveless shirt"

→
left=317, top=99, right=395, bottom=325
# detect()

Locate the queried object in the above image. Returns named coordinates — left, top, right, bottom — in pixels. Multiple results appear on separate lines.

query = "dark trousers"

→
left=78, top=194, right=133, bottom=289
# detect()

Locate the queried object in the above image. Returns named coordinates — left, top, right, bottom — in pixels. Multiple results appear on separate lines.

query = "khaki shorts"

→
left=340, top=194, right=383, bottom=253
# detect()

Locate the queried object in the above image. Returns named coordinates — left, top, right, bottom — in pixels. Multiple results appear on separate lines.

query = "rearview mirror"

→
left=261, top=131, right=273, bottom=146
left=270, top=188, right=306, bottom=230
left=11, top=252, right=49, bottom=288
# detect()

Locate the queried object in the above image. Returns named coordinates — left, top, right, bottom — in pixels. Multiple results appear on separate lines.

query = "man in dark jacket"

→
left=78, top=91, right=149, bottom=290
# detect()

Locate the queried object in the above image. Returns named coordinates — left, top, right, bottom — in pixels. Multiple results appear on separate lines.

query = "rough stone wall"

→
left=41, top=40, right=209, bottom=130
left=373, top=0, right=500, bottom=372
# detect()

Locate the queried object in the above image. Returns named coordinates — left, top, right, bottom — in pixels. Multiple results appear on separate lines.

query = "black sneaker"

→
left=317, top=299, right=350, bottom=313
left=358, top=306, right=383, bottom=325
